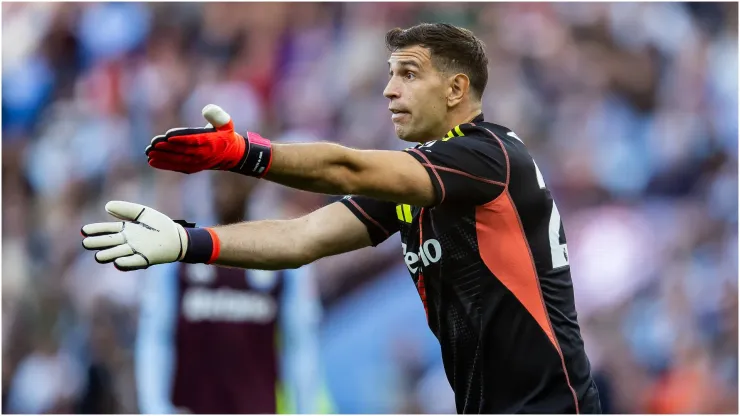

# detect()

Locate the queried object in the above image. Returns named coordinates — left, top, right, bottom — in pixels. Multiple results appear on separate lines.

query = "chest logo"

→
left=402, top=240, right=442, bottom=273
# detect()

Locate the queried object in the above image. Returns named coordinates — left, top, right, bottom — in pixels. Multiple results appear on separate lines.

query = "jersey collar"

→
left=471, top=113, right=484, bottom=123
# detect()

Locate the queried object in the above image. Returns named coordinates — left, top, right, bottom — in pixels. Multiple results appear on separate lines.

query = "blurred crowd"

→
left=2, top=2, right=737, bottom=414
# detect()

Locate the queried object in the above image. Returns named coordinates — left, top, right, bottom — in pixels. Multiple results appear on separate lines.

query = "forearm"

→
left=262, top=142, right=435, bottom=206
left=201, top=203, right=372, bottom=271
left=264, top=142, right=364, bottom=195
left=210, top=218, right=313, bottom=270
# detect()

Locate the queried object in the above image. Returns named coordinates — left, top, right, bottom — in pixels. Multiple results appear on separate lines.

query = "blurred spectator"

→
left=135, top=173, right=329, bottom=414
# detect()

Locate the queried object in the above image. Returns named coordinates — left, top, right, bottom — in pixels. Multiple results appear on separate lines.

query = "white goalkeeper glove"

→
left=81, top=201, right=220, bottom=271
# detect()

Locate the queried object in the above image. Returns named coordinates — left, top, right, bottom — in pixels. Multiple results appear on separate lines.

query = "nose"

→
left=383, top=77, right=400, bottom=100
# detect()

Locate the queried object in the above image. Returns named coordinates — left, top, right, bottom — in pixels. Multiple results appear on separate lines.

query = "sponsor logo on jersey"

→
left=402, top=239, right=442, bottom=273
left=186, top=263, right=216, bottom=284
left=182, top=287, right=277, bottom=323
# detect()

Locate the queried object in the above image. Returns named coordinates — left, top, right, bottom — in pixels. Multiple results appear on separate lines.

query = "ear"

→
left=447, top=73, right=470, bottom=107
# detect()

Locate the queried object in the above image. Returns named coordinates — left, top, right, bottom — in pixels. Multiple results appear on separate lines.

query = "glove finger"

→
left=81, top=222, right=124, bottom=237
left=163, top=134, right=209, bottom=146
left=114, top=254, right=150, bottom=271
left=149, top=141, right=200, bottom=154
left=148, top=157, right=208, bottom=174
left=147, top=161, right=191, bottom=174
left=95, top=244, right=134, bottom=264
left=202, top=104, right=234, bottom=131
left=149, top=133, right=166, bottom=146
left=148, top=149, right=205, bottom=164
left=146, top=135, right=166, bottom=156
left=165, top=127, right=215, bottom=139
left=105, top=201, right=148, bottom=221
left=82, top=233, right=126, bottom=250
left=148, top=145, right=233, bottom=171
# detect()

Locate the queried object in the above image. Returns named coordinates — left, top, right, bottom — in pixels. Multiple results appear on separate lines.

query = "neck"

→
left=443, top=104, right=482, bottom=136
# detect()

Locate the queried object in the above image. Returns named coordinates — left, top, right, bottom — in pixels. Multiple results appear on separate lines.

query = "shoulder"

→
left=407, top=121, right=516, bottom=161
left=454, top=121, right=533, bottom=167
left=460, top=121, right=522, bottom=145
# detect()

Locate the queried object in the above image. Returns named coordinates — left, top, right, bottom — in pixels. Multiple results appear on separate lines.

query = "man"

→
left=135, top=173, right=326, bottom=414
left=82, top=23, right=601, bottom=413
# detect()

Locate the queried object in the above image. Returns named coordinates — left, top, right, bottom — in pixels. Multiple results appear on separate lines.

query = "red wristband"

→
left=204, top=228, right=221, bottom=264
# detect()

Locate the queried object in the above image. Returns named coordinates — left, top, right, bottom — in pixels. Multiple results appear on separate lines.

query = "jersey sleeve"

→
left=404, top=130, right=507, bottom=206
left=338, top=195, right=399, bottom=246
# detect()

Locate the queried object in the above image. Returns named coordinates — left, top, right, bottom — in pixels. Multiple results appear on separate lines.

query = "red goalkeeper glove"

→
left=145, top=104, right=273, bottom=177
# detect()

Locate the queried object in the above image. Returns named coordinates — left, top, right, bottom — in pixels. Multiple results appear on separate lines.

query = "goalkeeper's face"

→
left=384, top=45, right=453, bottom=143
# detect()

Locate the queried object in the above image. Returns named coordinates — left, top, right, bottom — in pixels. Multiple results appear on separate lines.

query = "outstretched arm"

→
left=81, top=200, right=374, bottom=271
left=146, top=105, right=437, bottom=207
left=210, top=202, right=372, bottom=270
left=263, top=143, right=436, bottom=207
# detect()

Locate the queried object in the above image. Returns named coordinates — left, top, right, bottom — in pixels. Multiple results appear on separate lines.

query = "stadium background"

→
left=1, top=2, right=737, bottom=414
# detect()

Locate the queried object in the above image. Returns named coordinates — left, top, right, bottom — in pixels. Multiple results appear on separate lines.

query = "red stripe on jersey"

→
left=475, top=191, right=579, bottom=413
left=347, top=198, right=390, bottom=238
left=416, top=272, right=429, bottom=321
left=417, top=208, right=429, bottom=321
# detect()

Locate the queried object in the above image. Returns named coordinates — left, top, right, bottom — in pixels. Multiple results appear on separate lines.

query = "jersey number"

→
left=509, top=131, right=569, bottom=269
left=534, top=160, right=569, bottom=269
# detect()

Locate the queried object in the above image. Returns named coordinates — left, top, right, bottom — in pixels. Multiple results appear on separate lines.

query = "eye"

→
left=405, top=72, right=416, bottom=80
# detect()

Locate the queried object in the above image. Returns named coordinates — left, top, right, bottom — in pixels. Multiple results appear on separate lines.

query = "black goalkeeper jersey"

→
left=340, top=114, right=601, bottom=414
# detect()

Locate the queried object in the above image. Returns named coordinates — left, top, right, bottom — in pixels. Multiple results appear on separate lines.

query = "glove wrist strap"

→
left=182, top=227, right=221, bottom=264
left=230, top=132, right=272, bottom=178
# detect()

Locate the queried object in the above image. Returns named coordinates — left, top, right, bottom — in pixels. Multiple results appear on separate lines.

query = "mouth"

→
left=390, top=109, right=410, bottom=122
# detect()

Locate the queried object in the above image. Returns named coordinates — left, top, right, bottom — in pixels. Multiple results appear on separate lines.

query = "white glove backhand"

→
left=81, top=201, right=189, bottom=271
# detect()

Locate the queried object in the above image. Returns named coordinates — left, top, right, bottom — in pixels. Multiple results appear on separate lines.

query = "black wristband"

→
left=230, top=132, right=273, bottom=178
left=181, top=227, right=216, bottom=264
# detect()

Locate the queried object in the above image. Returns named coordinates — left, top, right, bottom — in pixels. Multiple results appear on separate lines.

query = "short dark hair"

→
left=385, top=23, right=488, bottom=100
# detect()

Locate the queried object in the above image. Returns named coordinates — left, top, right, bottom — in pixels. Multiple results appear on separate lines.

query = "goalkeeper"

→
left=82, top=23, right=601, bottom=414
